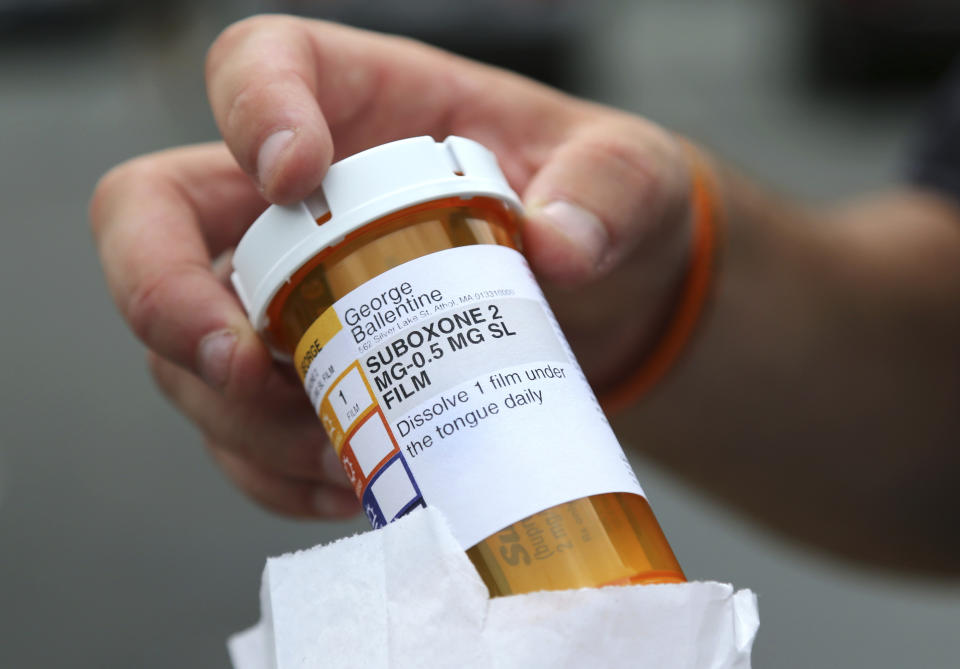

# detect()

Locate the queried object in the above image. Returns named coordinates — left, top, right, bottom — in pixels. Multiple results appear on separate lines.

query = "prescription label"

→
left=294, top=245, right=643, bottom=548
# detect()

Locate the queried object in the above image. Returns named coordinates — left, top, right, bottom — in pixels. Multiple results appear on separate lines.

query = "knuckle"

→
left=577, top=122, right=689, bottom=231
left=583, top=129, right=667, bottom=198
left=220, top=73, right=311, bottom=172
left=124, top=262, right=203, bottom=345
left=207, top=14, right=291, bottom=71
left=223, top=77, right=283, bottom=136
left=89, top=156, right=162, bottom=234
left=223, top=80, right=318, bottom=179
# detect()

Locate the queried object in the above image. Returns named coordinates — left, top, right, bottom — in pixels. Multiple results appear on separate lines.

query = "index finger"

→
left=90, top=143, right=273, bottom=396
left=205, top=15, right=581, bottom=203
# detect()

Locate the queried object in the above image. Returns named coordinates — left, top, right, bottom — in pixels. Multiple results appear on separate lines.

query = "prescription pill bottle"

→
left=231, top=136, right=684, bottom=596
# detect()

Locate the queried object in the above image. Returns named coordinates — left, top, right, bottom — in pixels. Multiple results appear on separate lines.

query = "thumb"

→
left=521, top=122, right=691, bottom=285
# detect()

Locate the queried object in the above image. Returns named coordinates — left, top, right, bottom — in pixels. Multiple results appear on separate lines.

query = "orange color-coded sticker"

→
left=293, top=306, right=343, bottom=382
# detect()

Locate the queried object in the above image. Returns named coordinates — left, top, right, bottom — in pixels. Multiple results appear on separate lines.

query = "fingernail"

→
left=321, top=447, right=353, bottom=489
left=256, top=129, right=295, bottom=187
left=197, top=329, right=237, bottom=389
left=537, top=200, right=609, bottom=270
left=314, top=488, right=360, bottom=517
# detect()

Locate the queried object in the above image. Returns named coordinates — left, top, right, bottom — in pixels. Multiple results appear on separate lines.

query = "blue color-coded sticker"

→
left=361, top=454, right=423, bottom=527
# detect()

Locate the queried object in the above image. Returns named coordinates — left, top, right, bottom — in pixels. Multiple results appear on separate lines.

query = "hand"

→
left=90, top=15, right=695, bottom=518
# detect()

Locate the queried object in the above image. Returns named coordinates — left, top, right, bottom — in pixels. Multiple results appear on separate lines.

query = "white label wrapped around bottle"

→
left=293, top=245, right=643, bottom=549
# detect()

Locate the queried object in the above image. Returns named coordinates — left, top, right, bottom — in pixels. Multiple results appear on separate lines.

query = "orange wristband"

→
left=599, top=142, right=722, bottom=415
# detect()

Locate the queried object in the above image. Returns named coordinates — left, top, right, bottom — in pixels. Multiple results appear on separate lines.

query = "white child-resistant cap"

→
left=231, top=135, right=522, bottom=331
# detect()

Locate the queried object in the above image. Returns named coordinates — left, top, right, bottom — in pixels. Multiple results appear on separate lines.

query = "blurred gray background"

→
left=2, top=0, right=959, bottom=667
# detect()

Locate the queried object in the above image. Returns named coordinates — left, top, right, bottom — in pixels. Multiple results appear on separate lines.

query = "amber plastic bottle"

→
left=232, top=137, right=684, bottom=596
